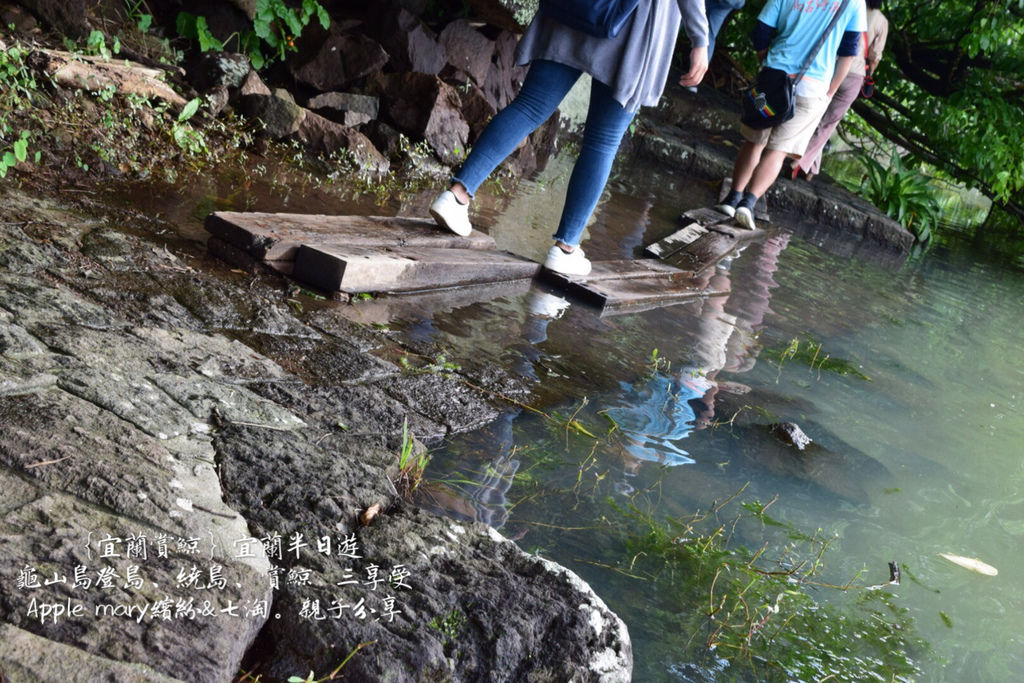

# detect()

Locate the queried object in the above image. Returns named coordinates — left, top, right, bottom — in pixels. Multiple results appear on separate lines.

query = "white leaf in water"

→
left=938, top=553, right=998, bottom=576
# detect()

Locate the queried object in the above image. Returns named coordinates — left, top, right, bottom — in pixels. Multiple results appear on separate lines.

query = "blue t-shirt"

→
left=758, top=0, right=867, bottom=96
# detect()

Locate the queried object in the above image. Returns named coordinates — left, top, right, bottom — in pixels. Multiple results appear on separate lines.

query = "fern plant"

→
left=858, top=149, right=942, bottom=245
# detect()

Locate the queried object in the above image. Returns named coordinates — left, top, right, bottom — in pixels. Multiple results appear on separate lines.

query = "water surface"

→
left=396, top=159, right=1024, bottom=681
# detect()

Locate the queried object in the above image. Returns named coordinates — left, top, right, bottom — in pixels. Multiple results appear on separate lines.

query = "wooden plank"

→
left=706, top=223, right=763, bottom=239
left=327, top=280, right=533, bottom=325
left=598, top=279, right=730, bottom=315
left=205, top=212, right=495, bottom=261
left=643, top=221, right=710, bottom=259
left=544, top=265, right=729, bottom=312
left=682, top=206, right=732, bottom=225
left=292, top=245, right=540, bottom=293
left=663, top=231, right=738, bottom=276
left=542, top=260, right=699, bottom=309
left=206, top=236, right=292, bottom=275
left=557, top=259, right=692, bottom=283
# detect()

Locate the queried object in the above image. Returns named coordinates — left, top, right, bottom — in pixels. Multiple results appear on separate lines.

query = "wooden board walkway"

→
left=542, top=259, right=730, bottom=314
left=204, top=211, right=535, bottom=296
left=205, top=211, right=495, bottom=274
left=204, top=198, right=768, bottom=310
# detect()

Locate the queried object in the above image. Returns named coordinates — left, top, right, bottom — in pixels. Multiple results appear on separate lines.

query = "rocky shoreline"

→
left=0, top=184, right=630, bottom=681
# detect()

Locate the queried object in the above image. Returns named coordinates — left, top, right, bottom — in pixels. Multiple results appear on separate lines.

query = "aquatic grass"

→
left=393, top=418, right=429, bottom=498
left=767, top=336, right=871, bottom=382
left=597, top=490, right=926, bottom=681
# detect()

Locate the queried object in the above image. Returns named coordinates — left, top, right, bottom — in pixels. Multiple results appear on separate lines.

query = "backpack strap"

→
left=795, top=0, right=853, bottom=81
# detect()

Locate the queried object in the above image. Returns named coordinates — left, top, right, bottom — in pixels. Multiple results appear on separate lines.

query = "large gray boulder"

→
left=367, top=72, right=470, bottom=166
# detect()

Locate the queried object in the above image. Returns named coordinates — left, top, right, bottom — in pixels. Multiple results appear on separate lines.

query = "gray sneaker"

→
left=735, top=206, right=757, bottom=230
left=713, top=203, right=737, bottom=217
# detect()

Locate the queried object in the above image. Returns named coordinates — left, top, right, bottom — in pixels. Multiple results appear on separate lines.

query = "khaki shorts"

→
left=740, top=94, right=830, bottom=158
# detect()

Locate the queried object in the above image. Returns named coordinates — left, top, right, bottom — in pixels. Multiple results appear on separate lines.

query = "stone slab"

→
left=204, top=212, right=495, bottom=262
left=293, top=245, right=541, bottom=293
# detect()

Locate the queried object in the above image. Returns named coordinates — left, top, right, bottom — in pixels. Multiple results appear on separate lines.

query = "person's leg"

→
left=797, top=72, right=862, bottom=176
left=711, top=133, right=764, bottom=216
left=551, top=78, right=635, bottom=248
left=732, top=95, right=830, bottom=228
left=745, top=148, right=789, bottom=198
left=730, top=140, right=765, bottom=196
left=453, top=60, right=581, bottom=197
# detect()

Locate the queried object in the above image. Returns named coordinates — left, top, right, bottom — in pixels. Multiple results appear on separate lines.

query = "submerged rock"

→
left=771, top=421, right=812, bottom=450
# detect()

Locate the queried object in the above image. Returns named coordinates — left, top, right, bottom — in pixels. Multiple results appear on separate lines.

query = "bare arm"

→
left=677, top=0, right=709, bottom=87
left=828, top=55, right=855, bottom=97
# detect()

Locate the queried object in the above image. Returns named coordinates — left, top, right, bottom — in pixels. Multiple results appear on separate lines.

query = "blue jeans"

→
left=453, top=59, right=634, bottom=247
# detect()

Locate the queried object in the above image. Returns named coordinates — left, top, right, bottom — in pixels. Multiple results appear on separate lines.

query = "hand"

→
left=678, top=46, right=708, bottom=88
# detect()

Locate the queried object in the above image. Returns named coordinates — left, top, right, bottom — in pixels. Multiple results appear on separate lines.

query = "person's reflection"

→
left=605, top=232, right=791, bottom=475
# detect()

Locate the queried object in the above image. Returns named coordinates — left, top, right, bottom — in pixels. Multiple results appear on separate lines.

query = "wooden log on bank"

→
left=28, top=49, right=187, bottom=109
left=293, top=244, right=540, bottom=294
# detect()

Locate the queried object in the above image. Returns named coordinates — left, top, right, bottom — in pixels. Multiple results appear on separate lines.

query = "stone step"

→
left=293, top=245, right=540, bottom=294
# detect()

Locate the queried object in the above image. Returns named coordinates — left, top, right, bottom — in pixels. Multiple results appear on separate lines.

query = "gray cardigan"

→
left=516, top=0, right=709, bottom=112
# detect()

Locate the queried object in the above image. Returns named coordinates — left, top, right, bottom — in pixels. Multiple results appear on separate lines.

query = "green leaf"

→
left=13, top=137, right=27, bottom=162
left=178, top=97, right=201, bottom=123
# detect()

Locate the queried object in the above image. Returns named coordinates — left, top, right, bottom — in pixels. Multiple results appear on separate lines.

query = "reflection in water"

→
left=602, top=233, right=790, bottom=473
left=417, top=410, right=521, bottom=529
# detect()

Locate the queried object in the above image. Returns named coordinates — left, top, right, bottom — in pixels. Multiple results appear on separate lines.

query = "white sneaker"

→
left=713, top=203, right=736, bottom=217
left=543, top=245, right=591, bottom=276
left=429, top=190, right=472, bottom=237
left=735, top=206, right=757, bottom=230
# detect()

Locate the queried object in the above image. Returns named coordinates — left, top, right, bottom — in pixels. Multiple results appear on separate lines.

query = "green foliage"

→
left=177, top=0, right=330, bottom=70
left=0, top=45, right=39, bottom=178
left=124, top=0, right=153, bottom=33
left=857, top=149, right=941, bottom=244
left=0, top=130, right=31, bottom=178
left=86, top=29, right=121, bottom=59
left=428, top=608, right=467, bottom=644
left=176, top=13, right=224, bottom=53
left=170, top=98, right=209, bottom=155
left=284, top=641, right=374, bottom=682
left=850, top=0, right=1024, bottom=224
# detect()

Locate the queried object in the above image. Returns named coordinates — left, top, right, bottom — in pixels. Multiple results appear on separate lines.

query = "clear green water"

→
left=395, top=160, right=1024, bottom=681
